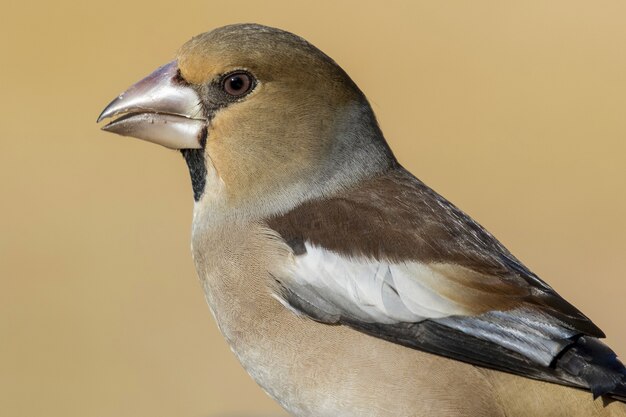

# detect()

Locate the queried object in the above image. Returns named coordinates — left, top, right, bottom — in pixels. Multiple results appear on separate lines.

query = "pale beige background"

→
left=1, top=1, right=625, bottom=416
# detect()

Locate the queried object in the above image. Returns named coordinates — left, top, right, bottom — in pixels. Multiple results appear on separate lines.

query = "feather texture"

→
left=267, top=166, right=626, bottom=399
left=281, top=242, right=577, bottom=366
left=288, top=242, right=472, bottom=323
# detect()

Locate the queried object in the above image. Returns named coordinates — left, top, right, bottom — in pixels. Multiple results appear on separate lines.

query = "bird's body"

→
left=191, top=211, right=625, bottom=417
left=191, top=166, right=626, bottom=417
left=98, top=23, right=626, bottom=416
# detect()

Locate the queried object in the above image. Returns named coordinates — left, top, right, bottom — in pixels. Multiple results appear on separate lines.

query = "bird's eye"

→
left=222, top=72, right=254, bottom=97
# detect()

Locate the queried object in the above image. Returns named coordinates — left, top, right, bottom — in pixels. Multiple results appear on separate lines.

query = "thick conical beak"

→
left=97, top=61, right=205, bottom=149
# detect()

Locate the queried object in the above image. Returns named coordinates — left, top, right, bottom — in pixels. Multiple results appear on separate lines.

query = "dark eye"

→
left=223, top=71, right=254, bottom=96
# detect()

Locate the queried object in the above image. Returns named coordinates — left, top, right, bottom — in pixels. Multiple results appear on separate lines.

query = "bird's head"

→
left=98, top=24, right=395, bottom=219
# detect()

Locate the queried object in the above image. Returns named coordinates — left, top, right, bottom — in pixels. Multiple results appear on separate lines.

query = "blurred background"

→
left=1, top=1, right=625, bottom=416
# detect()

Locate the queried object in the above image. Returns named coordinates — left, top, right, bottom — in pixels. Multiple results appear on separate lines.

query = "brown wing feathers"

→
left=265, top=166, right=626, bottom=398
left=267, top=166, right=602, bottom=337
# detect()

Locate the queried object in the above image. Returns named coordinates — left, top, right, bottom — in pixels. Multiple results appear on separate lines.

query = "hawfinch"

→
left=98, top=24, right=626, bottom=417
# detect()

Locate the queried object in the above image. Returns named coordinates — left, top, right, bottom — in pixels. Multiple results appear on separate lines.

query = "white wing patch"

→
left=281, top=242, right=472, bottom=324
left=275, top=242, right=581, bottom=366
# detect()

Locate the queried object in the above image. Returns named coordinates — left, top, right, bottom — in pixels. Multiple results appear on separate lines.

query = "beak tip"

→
left=97, top=100, right=119, bottom=124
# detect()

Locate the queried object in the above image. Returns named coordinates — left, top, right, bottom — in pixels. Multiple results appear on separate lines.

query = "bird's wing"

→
left=266, top=167, right=626, bottom=398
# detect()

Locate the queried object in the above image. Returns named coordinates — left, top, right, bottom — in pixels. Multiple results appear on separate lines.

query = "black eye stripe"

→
left=193, top=70, right=258, bottom=120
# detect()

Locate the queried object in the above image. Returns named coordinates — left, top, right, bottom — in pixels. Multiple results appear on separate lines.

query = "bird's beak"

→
left=97, top=61, right=205, bottom=150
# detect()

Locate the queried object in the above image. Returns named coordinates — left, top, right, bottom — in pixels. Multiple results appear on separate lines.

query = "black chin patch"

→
left=181, top=149, right=206, bottom=201
left=180, top=127, right=208, bottom=201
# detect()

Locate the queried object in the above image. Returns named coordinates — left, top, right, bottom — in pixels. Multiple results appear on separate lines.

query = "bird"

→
left=98, top=23, right=626, bottom=417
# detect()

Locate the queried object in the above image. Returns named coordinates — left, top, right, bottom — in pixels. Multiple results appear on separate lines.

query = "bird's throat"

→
left=181, top=149, right=207, bottom=201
